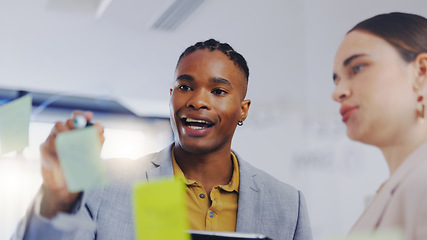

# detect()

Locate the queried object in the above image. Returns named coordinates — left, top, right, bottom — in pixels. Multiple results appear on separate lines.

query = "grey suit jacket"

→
left=13, top=143, right=312, bottom=240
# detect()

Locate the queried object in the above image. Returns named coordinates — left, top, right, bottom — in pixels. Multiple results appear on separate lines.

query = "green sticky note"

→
left=133, top=179, right=190, bottom=240
left=55, top=126, right=108, bottom=192
left=327, top=228, right=404, bottom=240
left=0, top=94, right=32, bottom=154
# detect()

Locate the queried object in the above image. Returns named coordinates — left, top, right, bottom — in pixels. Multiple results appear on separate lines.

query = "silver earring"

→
left=238, top=121, right=243, bottom=126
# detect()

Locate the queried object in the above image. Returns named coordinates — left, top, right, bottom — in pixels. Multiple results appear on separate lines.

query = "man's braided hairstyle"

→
left=177, top=39, right=249, bottom=83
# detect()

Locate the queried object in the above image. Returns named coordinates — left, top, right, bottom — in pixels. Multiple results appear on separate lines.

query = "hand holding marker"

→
left=55, top=113, right=107, bottom=193
left=74, top=115, right=93, bottom=129
left=37, top=111, right=105, bottom=218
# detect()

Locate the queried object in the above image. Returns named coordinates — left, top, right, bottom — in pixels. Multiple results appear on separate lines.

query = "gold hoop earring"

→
left=418, top=96, right=425, bottom=120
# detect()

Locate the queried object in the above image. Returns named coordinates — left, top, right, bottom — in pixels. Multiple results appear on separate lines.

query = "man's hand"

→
left=39, top=111, right=105, bottom=218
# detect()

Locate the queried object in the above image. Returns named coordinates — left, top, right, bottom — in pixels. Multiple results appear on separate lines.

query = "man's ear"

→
left=240, top=99, right=251, bottom=121
left=413, top=53, right=427, bottom=92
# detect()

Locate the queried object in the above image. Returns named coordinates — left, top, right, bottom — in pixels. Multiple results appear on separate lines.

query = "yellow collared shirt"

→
left=172, top=150, right=239, bottom=232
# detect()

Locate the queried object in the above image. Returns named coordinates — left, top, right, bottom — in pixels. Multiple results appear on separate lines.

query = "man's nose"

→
left=187, top=89, right=210, bottom=110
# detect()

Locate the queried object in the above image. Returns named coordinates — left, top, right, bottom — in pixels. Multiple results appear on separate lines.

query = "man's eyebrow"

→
left=176, top=74, right=194, bottom=81
left=343, top=54, right=367, bottom=66
left=210, top=77, right=232, bottom=87
left=175, top=75, right=233, bottom=88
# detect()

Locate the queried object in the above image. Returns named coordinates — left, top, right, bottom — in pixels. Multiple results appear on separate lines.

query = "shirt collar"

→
left=171, top=147, right=240, bottom=193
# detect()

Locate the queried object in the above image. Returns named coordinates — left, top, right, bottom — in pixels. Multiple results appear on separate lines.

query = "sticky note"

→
left=55, top=126, right=108, bottom=192
left=133, top=179, right=190, bottom=240
left=0, top=94, right=32, bottom=154
left=327, top=228, right=404, bottom=240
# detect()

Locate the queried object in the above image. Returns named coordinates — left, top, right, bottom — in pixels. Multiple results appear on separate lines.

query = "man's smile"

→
left=182, top=117, right=215, bottom=129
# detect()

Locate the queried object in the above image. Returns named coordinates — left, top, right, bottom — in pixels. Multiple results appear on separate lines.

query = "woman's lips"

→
left=340, top=105, right=358, bottom=122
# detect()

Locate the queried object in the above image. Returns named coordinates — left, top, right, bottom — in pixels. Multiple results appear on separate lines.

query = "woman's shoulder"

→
left=396, top=157, right=427, bottom=199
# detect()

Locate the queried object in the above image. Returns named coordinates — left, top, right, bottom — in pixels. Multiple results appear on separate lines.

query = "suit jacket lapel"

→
left=350, top=186, right=393, bottom=231
left=236, top=156, right=260, bottom=232
left=146, top=143, right=175, bottom=181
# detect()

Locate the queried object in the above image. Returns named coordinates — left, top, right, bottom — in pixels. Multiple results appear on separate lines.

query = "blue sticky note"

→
left=0, top=94, right=32, bottom=154
left=55, top=126, right=108, bottom=192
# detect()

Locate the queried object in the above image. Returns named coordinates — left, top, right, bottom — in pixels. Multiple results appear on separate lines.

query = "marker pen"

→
left=74, top=115, right=93, bottom=129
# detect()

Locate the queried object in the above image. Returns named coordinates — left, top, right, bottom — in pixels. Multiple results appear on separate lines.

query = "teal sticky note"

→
left=55, top=126, right=108, bottom=192
left=0, top=94, right=32, bottom=154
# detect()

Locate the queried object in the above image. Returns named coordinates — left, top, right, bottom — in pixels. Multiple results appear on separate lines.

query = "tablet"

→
left=189, top=230, right=272, bottom=240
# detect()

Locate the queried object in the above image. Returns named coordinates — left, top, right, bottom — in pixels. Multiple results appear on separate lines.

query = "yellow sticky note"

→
left=327, top=228, right=404, bottom=240
left=133, top=179, right=190, bottom=240
left=0, top=94, right=32, bottom=154
left=55, top=126, right=108, bottom=192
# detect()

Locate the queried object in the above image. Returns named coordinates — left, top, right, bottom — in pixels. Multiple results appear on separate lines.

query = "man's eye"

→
left=212, top=89, right=227, bottom=95
left=178, top=85, right=191, bottom=91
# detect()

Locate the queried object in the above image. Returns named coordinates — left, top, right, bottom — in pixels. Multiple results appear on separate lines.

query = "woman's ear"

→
left=413, top=53, right=427, bottom=92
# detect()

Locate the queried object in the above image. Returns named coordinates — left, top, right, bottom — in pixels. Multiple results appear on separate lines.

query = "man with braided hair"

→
left=12, top=39, right=312, bottom=240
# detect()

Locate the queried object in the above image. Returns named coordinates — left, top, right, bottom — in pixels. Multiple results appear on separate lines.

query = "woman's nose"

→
left=332, top=82, right=351, bottom=102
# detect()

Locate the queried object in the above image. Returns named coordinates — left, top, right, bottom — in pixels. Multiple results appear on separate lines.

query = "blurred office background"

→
left=0, top=0, right=425, bottom=239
